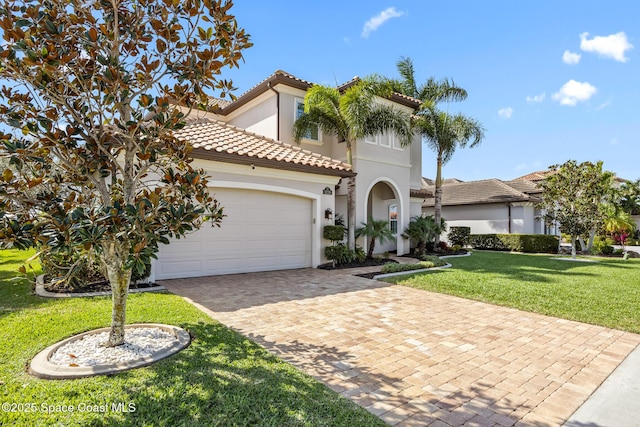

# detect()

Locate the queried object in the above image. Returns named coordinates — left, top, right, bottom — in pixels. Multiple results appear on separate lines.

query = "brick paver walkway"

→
left=160, top=268, right=640, bottom=426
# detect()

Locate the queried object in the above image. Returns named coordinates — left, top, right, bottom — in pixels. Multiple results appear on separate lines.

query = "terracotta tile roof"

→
left=175, top=118, right=354, bottom=177
left=503, top=179, right=543, bottom=195
left=207, top=97, right=233, bottom=110
left=513, top=170, right=555, bottom=182
left=410, top=188, right=433, bottom=199
left=422, top=179, right=539, bottom=207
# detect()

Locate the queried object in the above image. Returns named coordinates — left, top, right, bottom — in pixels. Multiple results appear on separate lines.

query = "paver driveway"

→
left=160, top=268, right=640, bottom=426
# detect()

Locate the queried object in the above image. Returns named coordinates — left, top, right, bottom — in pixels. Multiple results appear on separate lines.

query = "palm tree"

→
left=293, top=77, right=413, bottom=250
left=394, top=57, right=485, bottom=245
left=356, top=217, right=396, bottom=259
left=402, top=215, right=445, bottom=254
left=603, top=208, right=637, bottom=251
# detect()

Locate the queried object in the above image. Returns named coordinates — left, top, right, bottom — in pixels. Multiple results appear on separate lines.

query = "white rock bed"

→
left=49, top=327, right=178, bottom=367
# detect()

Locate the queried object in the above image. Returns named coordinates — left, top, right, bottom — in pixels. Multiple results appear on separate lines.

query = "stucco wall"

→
left=355, top=157, right=411, bottom=255
left=227, top=95, right=278, bottom=139
left=424, top=202, right=542, bottom=240
left=424, top=204, right=510, bottom=236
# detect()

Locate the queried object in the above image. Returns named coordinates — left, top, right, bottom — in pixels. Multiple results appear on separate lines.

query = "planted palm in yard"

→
left=293, top=78, right=413, bottom=251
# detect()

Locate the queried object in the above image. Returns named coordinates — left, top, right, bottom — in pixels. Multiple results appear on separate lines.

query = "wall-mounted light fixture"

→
left=324, top=208, right=333, bottom=220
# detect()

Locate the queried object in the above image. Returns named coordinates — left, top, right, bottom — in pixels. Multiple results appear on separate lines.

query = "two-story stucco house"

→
left=149, top=70, right=427, bottom=280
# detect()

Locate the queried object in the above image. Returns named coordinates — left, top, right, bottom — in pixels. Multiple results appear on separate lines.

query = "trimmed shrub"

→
left=324, top=243, right=366, bottom=264
left=324, top=243, right=353, bottom=264
left=591, top=237, right=614, bottom=255
left=323, top=225, right=345, bottom=242
left=469, top=234, right=559, bottom=253
left=448, top=226, right=471, bottom=246
left=380, top=258, right=447, bottom=274
left=419, top=255, right=446, bottom=264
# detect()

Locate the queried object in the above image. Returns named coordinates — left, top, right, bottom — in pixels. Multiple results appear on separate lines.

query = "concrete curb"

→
left=35, top=275, right=166, bottom=298
left=29, top=323, right=191, bottom=380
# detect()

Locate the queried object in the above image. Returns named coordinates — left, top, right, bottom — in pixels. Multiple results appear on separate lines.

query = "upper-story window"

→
left=365, top=133, right=382, bottom=145
left=295, top=98, right=319, bottom=141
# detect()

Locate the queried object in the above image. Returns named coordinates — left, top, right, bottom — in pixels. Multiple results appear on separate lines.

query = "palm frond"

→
left=420, top=77, right=468, bottom=104
left=395, top=56, right=418, bottom=98
left=365, top=105, right=414, bottom=147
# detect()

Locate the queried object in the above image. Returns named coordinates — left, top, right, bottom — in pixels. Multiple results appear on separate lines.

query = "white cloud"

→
left=526, top=93, right=546, bottom=103
left=361, top=7, right=404, bottom=38
left=514, top=163, right=527, bottom=171
left=552, top=80, right=597, bottom=106
left=562, top=50, right=581, bottom=64
left=498, top=107, right=513, bottom=119
left=596, top=99, right=612, bottom=110
left=580, top=32, right=633, bottom=62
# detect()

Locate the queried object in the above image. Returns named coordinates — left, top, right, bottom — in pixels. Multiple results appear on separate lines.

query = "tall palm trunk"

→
left=433, top=151, right=444, bottom=246
left=347, top=177, right=356, bottom=250
left=346, top=143, right=356, bottom=250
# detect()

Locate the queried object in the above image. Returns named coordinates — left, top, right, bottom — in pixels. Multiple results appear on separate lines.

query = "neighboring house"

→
left=422, top=178, right=548, bottom=238
left=150, top=70, right=424, bottom=280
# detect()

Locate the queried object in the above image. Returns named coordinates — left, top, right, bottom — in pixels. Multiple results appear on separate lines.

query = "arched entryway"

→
left=363, top=180, right=403, bottom=255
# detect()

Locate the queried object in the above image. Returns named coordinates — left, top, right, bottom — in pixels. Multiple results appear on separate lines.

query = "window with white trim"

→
left=295, top=98, right=319, bottom=141
left=389, top=204, right=398, bottom=234
left=379, top=132, right=391, bottom=147
left=365, top=133, right=381, bottom=145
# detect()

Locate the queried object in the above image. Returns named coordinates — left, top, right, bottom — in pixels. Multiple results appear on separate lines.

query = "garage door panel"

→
left=156, top=188, right=312, bottom=279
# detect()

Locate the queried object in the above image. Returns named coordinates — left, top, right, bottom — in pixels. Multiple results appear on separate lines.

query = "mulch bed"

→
left=44, top=277, right=157, bottom=294
left=317, top=258, right=398, bottom=270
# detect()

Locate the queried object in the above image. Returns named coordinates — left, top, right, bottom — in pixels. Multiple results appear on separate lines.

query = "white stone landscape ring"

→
left=29, top=323, right=191, bottom=380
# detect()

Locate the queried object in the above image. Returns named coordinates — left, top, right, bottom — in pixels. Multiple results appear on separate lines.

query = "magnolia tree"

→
left=537, top=160, right=614, bottom=258
left=0, top=0, right=251, bottom=346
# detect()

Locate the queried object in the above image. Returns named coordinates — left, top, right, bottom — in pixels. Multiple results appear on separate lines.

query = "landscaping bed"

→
left=317, top=257, right=397, bottom=270
left=43, top=276, right=158, bottom=294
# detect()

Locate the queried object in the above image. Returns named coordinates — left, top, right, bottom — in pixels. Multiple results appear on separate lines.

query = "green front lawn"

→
left=385, top=251, right=640, bottom=334
left=0, top=249, right=384, bottom=427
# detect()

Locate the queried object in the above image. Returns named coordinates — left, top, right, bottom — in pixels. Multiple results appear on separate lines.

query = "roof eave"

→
left=191, top=148, right=356, bottom=178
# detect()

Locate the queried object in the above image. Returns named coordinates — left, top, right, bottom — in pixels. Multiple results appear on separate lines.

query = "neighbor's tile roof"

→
left=175, top=118, right=355, bottom=177
left=503, top=179, right=543, bottom=195
left=513, top=170, right=555, bottom=182
left=421, top=177, right=464, bottom=187
left=422, top=179, right=539, bottom=207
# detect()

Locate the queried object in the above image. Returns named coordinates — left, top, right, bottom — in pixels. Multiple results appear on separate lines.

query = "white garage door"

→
left=155, top=188, right=312, bottom=279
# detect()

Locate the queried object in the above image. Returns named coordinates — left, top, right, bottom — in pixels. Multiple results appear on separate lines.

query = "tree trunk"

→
left=434, top=154, right=444, bottom=246
left=367, top=237, right=376, bottom=259
left=103, top=243, right=133, bottom=347
left=571, top=234, right=577, bottom=259
left=585, top=229, right=597, bottom=253
left=347, top=176, right=356, bottom=251
left=578, top=236, right=586, bottom=254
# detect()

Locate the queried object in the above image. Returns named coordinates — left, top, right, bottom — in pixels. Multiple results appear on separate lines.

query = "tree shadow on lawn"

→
left=98, top=322, right=386, bottom=427
left=0, top=273, right=49, bottom=320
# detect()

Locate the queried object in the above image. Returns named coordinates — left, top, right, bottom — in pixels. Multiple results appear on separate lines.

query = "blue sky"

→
left=222, top=1, right=639, bottom=182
